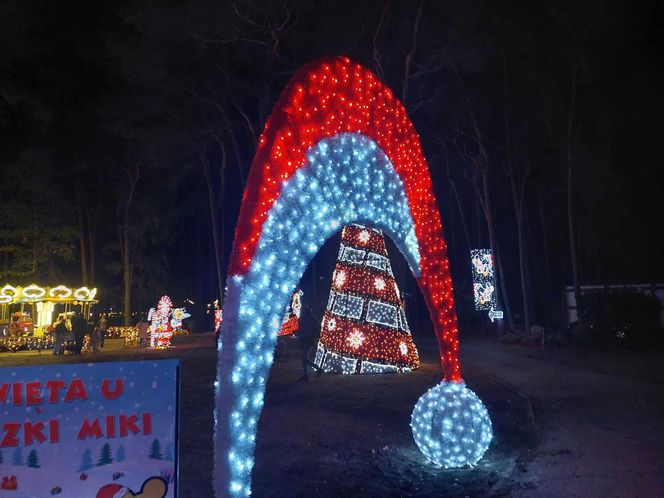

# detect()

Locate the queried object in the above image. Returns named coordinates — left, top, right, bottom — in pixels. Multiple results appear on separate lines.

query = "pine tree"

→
left=315, top=224, right=420, bottom=374
left=115, top=445, right=126, bottom=462
left=78, top=448, right=94, bottom=471
left=148, top=438, right=163, bottom=460
left=97, top=443, right=113, bottom=466
left=26, top=449, right=40, bottom=468
left=12, top=447, right=23, bottom=466
left=164, top=442, right=175, bottom=461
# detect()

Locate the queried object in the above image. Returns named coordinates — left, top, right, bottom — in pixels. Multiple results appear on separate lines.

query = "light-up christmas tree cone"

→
left=314, top=223, right=420, bottom=374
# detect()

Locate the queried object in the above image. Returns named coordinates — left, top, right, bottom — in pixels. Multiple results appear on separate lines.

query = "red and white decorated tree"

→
left=314, top=224, right=420, bottom=374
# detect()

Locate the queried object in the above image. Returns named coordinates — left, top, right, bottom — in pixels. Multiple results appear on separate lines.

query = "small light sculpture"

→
left=411, top=381, right=492, bottom=468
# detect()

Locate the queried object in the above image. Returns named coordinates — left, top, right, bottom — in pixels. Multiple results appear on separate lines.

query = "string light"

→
left=214, top=57, right=490, bottom=497
left=0, top=284, right=98, bottom=304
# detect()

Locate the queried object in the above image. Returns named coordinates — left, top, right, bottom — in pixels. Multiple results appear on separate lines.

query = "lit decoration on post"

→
left=277, top=290, right=303, bottom=336
left=411, top=381, right=493, bottom=468
left=470, top=249, right=503, bottom=322
left=315, top=223, right=420, bottom=374
left=214, top=57, right=492, bottom=497
left=471, top=249, right=496, bottom=310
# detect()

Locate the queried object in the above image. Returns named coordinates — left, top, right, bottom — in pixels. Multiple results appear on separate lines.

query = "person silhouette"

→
left=296, top=304, right=323, bottom=381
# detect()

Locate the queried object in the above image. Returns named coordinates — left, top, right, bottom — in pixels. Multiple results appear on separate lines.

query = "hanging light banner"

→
left=470, top=249, right=497, bottom=311
left=0, top=360, right=179, bottom=497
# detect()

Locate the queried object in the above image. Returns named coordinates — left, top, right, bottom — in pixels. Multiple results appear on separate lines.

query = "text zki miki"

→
left=1, top=378, right=153, bottom=447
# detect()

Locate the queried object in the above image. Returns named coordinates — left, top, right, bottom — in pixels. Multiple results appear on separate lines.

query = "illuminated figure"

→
left=148, top=296, right=174, bottom=348
left=277, top=290, right=303, bottom=337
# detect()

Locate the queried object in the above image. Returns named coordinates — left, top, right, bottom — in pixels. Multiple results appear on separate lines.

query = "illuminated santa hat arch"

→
left=215, top=56, right=492, bottom=497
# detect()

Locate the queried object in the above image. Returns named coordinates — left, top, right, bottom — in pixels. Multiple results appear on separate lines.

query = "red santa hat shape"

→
left=96, top=483, right=129, bottom=498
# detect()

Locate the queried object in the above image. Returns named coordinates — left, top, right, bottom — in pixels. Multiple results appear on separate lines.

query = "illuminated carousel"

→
left=0, top=284, right=98, bottom=352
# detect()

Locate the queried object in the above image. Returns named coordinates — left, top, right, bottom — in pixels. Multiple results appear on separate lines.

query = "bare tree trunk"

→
left=120, top=159, right=140, bottom=327
left=402, top=0, right=424, bottom=105
left=443, top=143, right=472, bottom=253
left=32, top=208, right=37, bottom=274
left=567, top=70, right=582, bottom=325
left=537, top=189, right=554, bottom=320
left=503, top=55, right=530, bottom=333
left=481, top=170, right=514, bottom=330
left=122, top=216, right=132, bottom=326
left=510, top=176, right=530, bottom=333
left=449, top=175, right=472, bottom=255
left=76, top=183, right=89, bottom=286
left=200, top=145, right=225, bottom=303
left=88, top=218, right=96, bottom=287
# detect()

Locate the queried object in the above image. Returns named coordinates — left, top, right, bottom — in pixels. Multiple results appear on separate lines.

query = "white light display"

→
left=332, top=293, right=366, bottom=320
left=359, top=360, right=401, bottom=374
left=470, top=249, right=496, bottom=311
left=411, top=381, right=493, bottom=468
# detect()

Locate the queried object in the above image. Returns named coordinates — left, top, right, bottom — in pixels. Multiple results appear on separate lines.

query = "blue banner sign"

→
left=0, top=360, right=179, bottom=497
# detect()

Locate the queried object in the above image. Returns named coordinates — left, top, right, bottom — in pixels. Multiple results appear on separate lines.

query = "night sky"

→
left=1, top=0, right=662, bottom=327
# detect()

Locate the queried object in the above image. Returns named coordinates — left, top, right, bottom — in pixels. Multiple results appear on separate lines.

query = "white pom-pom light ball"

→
left=411, top=381, right=493, bottom=468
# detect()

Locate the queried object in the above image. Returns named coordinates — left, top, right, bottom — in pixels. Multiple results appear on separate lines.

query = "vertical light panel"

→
left=470, top=249, right=496, bottom=311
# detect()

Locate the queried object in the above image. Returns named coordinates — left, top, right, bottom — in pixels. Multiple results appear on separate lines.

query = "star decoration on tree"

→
left=334, top=270, right=347, bottom=288
left=347, top=329, right=365, bottom=349
left=358, top=230, right=370, bottom=243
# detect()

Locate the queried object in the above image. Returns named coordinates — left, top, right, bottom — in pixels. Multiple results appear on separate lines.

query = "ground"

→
left=1, top=332, right=663, bottom=497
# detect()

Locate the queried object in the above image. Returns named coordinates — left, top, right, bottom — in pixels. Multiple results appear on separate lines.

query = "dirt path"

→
left=460, top=340, right=664, bottom=497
